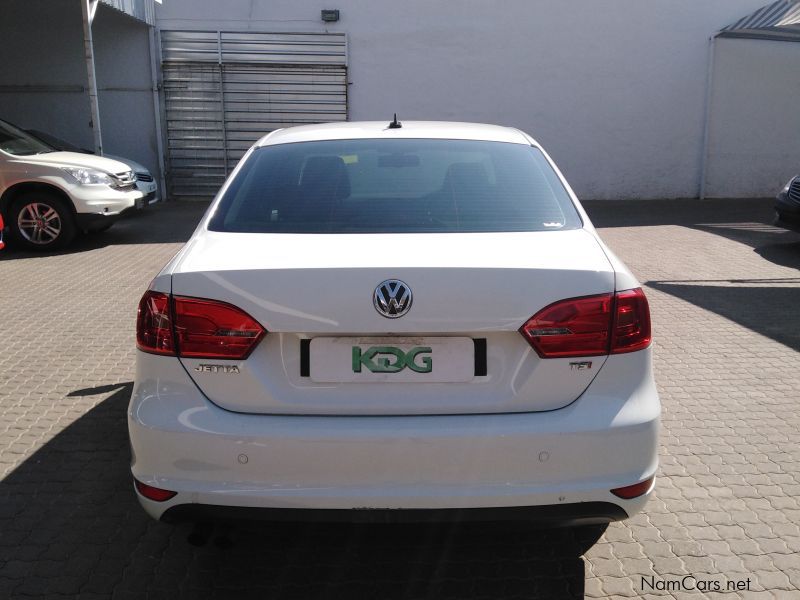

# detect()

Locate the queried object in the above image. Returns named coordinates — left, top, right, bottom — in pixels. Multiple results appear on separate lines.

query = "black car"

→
left=775, top=175, right=800, bottom=233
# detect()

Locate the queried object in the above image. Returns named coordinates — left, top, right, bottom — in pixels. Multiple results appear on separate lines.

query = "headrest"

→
left=300, top=155, right=350, bottom=200
left=443, top=162, right=490, bottom=191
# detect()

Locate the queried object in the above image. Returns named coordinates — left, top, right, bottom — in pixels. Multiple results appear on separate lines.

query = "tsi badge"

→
left=569, top=361, right=592, bottom=371
left=352, top=346, right=432, bottom=374
left=195, top=364, right=240, bottom=374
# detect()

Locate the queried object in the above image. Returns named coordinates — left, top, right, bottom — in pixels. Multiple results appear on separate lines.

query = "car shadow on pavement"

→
left=585, top=198, right=800, bottom=271
left=689, top=223, right=800, bottom=272
left=646, top=280, right=800, bottom=352
left=753, top=240, right=800, bottom=271
left=583, top=198, right=777, bottom=229
left=0, top=200, right=210, bottom=261
left=0, top=383, right=601, bottom=599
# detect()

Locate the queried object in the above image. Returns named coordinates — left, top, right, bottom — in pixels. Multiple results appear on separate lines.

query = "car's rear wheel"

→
left=9, top=192, right=76, bottom=250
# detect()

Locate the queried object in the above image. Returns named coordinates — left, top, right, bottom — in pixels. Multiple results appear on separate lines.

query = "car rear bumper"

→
left=159, top=501, right=629, bottom=525
left=128, top=349, right=660, bottom=522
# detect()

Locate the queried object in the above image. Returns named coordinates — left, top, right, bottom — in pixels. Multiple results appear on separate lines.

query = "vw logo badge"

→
left=373, top=279, right=412, bottom=319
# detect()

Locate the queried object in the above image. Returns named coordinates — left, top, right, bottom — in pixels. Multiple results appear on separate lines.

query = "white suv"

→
left=129, top=121, right=660, bottom=528
left=0, top=119, right=144, bottom=249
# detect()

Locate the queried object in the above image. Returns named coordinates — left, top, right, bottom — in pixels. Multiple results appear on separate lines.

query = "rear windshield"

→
left=208, top=139, right=582, bottom=233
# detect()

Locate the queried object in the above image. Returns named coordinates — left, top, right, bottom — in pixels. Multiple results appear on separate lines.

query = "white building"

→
left=1, top=0, right=798, bottom=200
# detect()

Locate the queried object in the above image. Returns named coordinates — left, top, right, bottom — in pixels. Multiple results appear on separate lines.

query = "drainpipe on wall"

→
left=698, top=35, right=717, bottom=200
left=81, top=0, right=103, bottom=156
left=149, top=27, right=168, bottom=198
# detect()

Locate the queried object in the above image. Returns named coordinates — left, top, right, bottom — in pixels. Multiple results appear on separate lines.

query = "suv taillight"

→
left=519, top=288, right=651, bottom=358
left=136, top=291, right=266, bottom=359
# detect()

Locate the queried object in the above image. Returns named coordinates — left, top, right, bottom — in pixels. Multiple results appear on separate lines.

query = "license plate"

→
left=309, top=337, right=474, bottom=383
left=135, top=197, right=145, bottom=209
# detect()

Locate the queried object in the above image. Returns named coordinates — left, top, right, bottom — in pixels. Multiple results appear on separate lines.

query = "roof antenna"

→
left=388, top=113, right=402, bottom=129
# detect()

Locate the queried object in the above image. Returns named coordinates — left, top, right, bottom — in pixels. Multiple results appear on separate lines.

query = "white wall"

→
left=0, top=1, right=161, bottom=181
left=94, top=6, right=161, bottom=178
left=704, top=37, right=800, bottom=198
left=156, top=0, right=771, bottom=200
left=0, top=0, right=93, bottom=148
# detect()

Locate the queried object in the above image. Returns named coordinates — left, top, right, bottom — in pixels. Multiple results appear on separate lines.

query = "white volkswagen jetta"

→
left=129, top=121, right=659, bottom=526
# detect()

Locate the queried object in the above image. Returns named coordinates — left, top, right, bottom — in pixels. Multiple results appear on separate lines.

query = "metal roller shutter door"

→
left=161, top=31, right=348, bottom=199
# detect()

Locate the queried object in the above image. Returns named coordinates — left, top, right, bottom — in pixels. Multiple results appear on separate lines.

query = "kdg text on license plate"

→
left=309, top=337, right=474, bottom=383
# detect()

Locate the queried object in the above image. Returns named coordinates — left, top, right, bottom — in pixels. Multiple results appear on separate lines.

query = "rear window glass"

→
left=208, top=139, right=582, bottom=233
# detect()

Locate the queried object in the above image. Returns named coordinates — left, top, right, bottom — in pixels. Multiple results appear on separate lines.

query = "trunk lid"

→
left=171, top=229, right=615, bottom=415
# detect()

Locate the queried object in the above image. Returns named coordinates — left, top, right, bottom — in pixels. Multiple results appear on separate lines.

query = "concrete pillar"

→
left=80, top=0, right=103, bottom=155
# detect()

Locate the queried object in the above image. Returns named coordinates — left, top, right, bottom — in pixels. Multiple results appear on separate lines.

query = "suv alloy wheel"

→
left=9, top=191, right=76, bottom=250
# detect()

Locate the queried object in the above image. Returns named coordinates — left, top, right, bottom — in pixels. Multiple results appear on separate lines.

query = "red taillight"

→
left=136, top=291, right=175, bottom=355
left=610, top=476, right=655, bottom=499
left=173, top=296, right=265, bottom=359
left=136, top=291, right=266, bottom=359
left=610, top=288, right=651, bottom=354
left=519, top=288, right=651, bottom=358
left=134, top=479, right=178, bottom=502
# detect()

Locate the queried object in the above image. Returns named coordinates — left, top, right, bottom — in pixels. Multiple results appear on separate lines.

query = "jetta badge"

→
left=373, top=279, right=412, bottom=318
left=195, top=364, right=240, bottom=374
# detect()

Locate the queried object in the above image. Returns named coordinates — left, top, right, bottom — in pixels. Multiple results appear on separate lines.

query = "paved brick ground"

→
left=1, top=198, right=799, bottom=599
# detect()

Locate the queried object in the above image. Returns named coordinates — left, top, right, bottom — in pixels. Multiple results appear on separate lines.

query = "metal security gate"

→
left=160, top=30, right=348, bottom=198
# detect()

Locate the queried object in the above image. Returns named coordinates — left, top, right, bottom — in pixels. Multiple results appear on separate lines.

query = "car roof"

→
left=256, top=121, right=536, bottom=147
